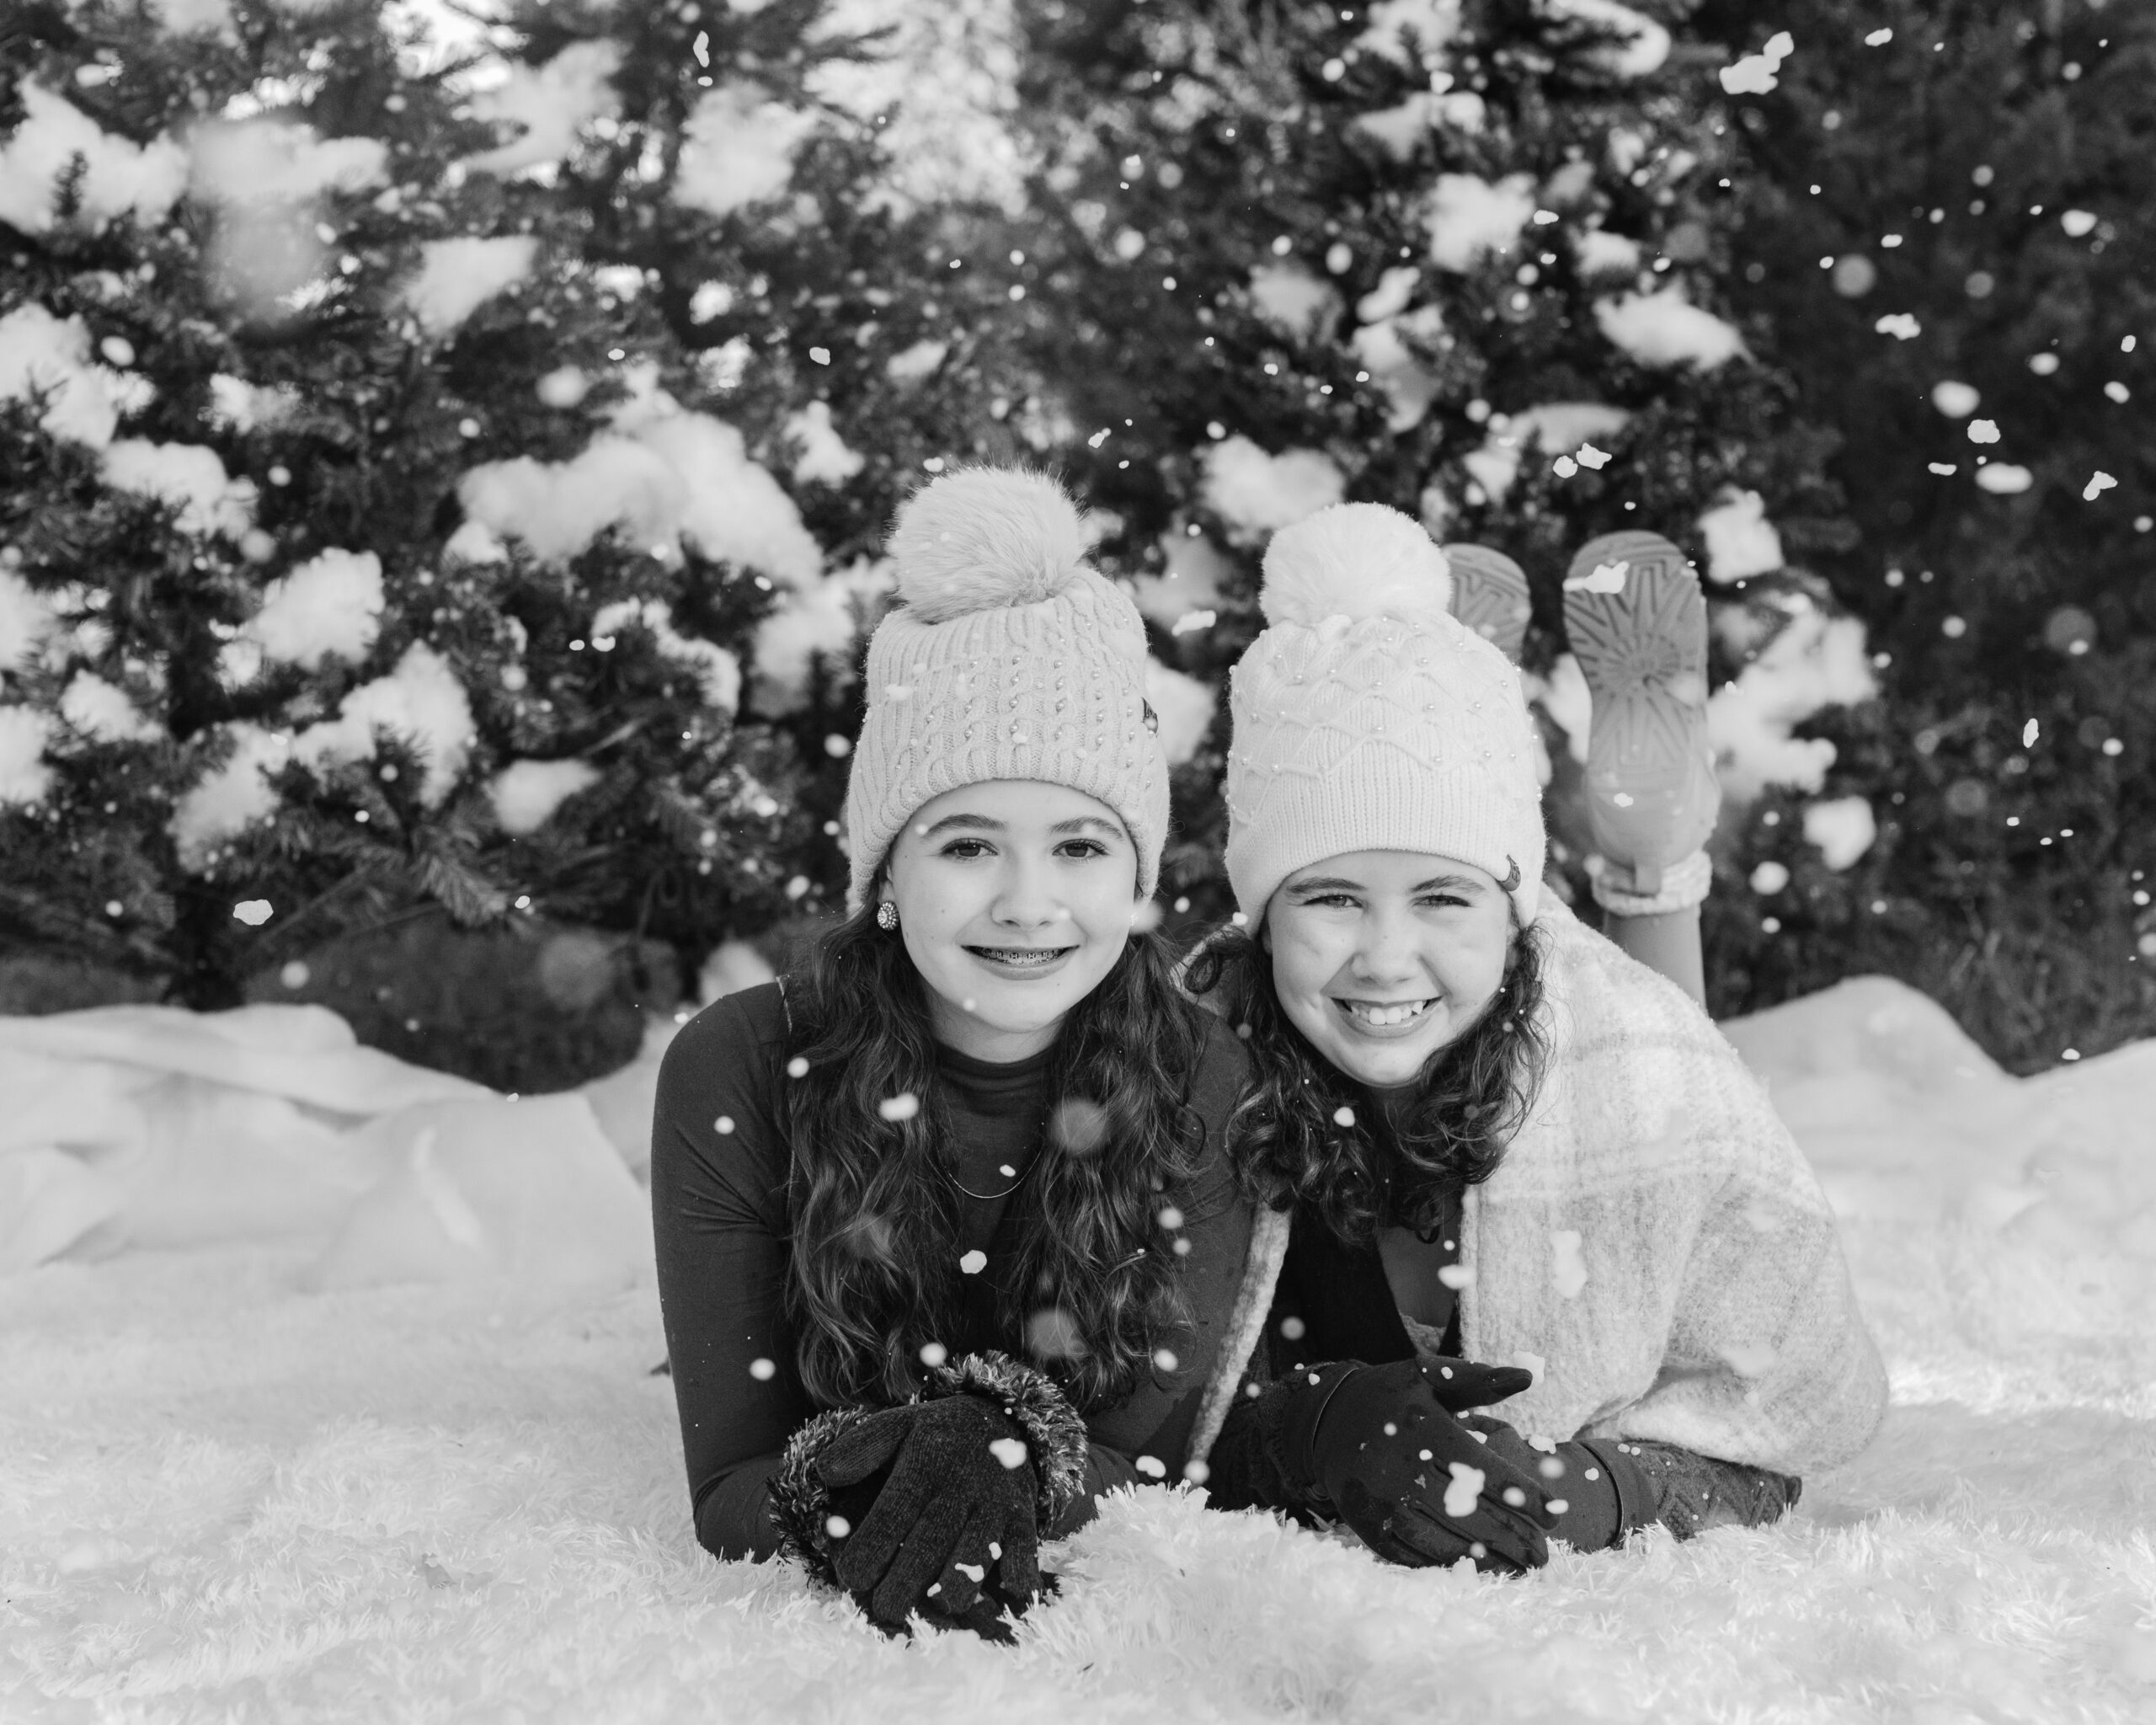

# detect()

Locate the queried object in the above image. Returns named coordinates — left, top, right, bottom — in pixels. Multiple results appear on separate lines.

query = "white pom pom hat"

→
left=1224, top=502, right=1546, bottom=926
left=844, top=467, right=1170, bottom=914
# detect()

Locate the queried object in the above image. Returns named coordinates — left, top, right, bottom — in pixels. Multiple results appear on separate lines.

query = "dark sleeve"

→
left=650, top=984, right=812, bottom=1562
left=1047, top=1016, right=1256, bottom=1538
left=1203, top=1374, right=1312, bottom=1515
left=1605, top=1439, right=1801, bottom=1540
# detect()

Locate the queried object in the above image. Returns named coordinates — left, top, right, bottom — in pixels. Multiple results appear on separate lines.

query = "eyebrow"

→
left=1286, top=873, right=1483, bottom=895
left=919, top=813, right=1128, bottom=841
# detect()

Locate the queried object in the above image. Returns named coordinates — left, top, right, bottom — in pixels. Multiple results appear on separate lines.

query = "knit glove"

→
left=771, top=1351, right=1089, bottom=1640
left=1282, top=1358, right=1558, bottom=1574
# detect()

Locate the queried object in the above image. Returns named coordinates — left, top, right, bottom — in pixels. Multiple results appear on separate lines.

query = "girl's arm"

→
left=650, top=986, right=812, bottom=1561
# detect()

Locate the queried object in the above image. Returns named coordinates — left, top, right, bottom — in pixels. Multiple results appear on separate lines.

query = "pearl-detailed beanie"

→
left=1224, top=502, right=1546, bottom=926
left=844, top=467, right=1170, bottom=914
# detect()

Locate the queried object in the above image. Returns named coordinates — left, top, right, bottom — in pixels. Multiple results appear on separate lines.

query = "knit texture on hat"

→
left=1224, top=503, right=1546, bottom=924
left=845, top=468, right=1169, bottom=912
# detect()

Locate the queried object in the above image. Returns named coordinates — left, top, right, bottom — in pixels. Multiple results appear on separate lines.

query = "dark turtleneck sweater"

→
left=649, top=980, right=1254, bottom=1561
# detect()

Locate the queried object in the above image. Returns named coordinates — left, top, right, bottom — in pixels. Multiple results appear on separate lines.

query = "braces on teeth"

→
left=1343, top=999, right=1434, bottom=1027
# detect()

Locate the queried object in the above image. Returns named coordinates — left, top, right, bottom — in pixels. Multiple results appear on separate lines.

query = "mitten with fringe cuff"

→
left=770, top=1350, right=1087, bottom=1640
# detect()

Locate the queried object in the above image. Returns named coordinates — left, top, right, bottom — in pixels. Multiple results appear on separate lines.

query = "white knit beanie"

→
left=844, top=467, right=1170, bottom=914
left=1224, top=502, right=1546, bottom=926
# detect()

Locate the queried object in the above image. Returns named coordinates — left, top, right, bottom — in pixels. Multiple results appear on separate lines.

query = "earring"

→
left=875, top=901, right=899, bottom=932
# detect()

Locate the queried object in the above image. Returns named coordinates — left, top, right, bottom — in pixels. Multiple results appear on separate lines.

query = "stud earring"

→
left=876, top=901, right=899, bottom=932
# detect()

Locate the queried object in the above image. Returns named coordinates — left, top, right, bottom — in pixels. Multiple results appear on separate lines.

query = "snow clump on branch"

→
left=401, top=237, right=541, bottom=337
left=1594, top=284, right=1747, bottom=371
left=0, top=82, right=188, bottom=235
left=1199, top=437, right=1347, bottom=544
left=247, top=549, right=385, bottom=670
left=462, top=40, right=625, bottom=179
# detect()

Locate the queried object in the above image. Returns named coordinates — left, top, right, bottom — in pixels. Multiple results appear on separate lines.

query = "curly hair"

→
left=1183, top=917, right=1552, bottom=1247
left=781, top=902, right=1209, bottom=1413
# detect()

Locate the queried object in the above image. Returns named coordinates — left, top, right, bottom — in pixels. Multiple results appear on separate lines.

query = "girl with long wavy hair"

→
left=650, top=469, right=1251, bottom=1640
left=1177, top=504, right=1888, bottom=1573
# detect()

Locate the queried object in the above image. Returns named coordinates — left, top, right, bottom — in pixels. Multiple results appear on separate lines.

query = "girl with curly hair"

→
left=651, top=470, right=1251, bottom=1638
left=1177, top=505, right=1887, bottom=1573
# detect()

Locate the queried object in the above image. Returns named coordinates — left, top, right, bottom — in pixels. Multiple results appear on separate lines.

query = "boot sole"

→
left=1561, top=531, right=1721, bottom=882
left=1443, top=543, right=1533, bottom=665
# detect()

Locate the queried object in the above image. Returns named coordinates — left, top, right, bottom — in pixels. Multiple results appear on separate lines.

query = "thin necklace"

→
left=945, top=1147, right=1042, bottom=1203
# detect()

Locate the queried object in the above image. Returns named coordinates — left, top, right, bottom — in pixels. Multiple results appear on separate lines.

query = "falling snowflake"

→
left=919, top=1341, right=948, bottom=1367
left=1575, top=444, right=1612, bottom=470
left=748, top=1358, right=776, bottom=1381
left=1874, top=313, right=1921, bottom=339
left=958, top=1249, right=988, bottom=1274
left=825, top=1514, right=850, bottom=1539
left=1332, top=1105, right=1357, bottom=1127
left=878, top=1092, right=921, bottom=1122
left=1966, top=419, right=2000, bottom=444
left=2085, top=472, right=2118, bottom=501
left=1153, top=1348, right=1179, bottom=1372
left=786, top=1056, right=809, bottom=1078
left=2023, top=719, right=2040, bottom=747
left=988, top=1438, right=1030, bottom=1470
left=1134, top=1455, right=1167, bottom=1479
left=1444, top=1461, right=1486, bottom=1518
left=1552, top=456, right=1579, bottom=478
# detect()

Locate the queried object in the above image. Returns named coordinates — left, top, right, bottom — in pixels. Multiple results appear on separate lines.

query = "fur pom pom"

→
left=888, top=468, right=1093, bottom=624
left=1259, top=502, right=1454, bottom=628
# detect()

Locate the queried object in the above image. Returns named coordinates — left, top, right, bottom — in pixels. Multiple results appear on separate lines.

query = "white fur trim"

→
left=887, top=467, right=1093, bottom=623
left=1187, top=1205, right=1292, bottom=1468
left=1259, top=502, right=1453, bottom=628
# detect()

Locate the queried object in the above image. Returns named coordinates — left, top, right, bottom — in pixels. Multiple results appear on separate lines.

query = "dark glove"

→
left=1281, top=1357, right=1558, bottom=1574
left=770, top=1351, right=1089, bottom=1640
left=822, top=1393, right=1042, bottom=1637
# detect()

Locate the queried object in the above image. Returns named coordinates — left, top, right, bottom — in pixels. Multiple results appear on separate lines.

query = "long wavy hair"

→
left=1184, top=916, right=1552, bottom=1247
left=782, top=900, right=1209, bottom=1413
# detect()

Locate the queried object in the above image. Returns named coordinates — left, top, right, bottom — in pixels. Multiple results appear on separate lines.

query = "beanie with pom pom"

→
left=1224, top=501, right=1545, bottom=925
left=844, top=467, right=1169, bottom=913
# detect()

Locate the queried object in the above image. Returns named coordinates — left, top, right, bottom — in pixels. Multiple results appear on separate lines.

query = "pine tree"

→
left=1005, top=0, right=1857, bottom=940
left=1694, top=0, right=2154, bottom=1069
left=0, top=0, right=1035, bottom=1033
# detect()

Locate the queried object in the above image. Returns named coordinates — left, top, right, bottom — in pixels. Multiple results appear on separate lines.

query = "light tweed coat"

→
left=1187, top=899, right=1890, bottom=1477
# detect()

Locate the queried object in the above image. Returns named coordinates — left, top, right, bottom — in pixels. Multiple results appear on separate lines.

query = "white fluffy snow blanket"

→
left=6, top=980, right=2156, bottom=1722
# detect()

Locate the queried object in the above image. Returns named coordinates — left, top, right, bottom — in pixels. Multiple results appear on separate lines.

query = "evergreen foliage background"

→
left=0, top=0, right=2146, bottom=1083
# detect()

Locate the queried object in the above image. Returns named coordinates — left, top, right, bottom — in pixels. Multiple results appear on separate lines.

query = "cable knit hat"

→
left=1224, top=502, right=1546, bottom=926
left=843, top=467, right=1170, bottom=914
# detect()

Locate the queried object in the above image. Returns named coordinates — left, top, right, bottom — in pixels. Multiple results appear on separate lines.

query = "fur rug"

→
left=4, top=1207, right=2153, bottom=1724
left=6, top=975, right=2155, bottom=1722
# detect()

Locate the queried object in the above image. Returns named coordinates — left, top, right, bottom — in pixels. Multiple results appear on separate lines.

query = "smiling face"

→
left=879, top=779, right=1140, bottom=1063
left=1262, top=850, right=1514, bottom=1090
